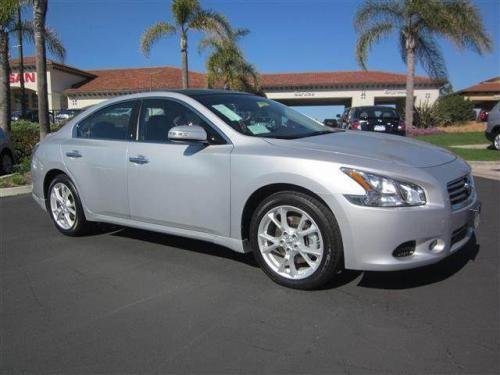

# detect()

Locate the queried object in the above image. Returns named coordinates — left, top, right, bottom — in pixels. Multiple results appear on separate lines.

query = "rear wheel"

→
left=493, top=132, right=500, bottom=150
left=48, top=174, right=91, bottom=236
left=0, top=151, right=13, bottom=175
left=250, top=191, right=343, bottom=290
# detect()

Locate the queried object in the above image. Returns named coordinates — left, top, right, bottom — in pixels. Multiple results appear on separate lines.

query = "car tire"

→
left=47, top=174, right=91, bottom=236
left=493, top=132, right=500, bottom=151
left=249, top=191, right=343, bottom=290
left=0, top=150, right=14, bottom=175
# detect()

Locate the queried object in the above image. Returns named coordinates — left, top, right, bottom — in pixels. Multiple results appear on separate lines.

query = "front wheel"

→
left=48, top=174, right=91, bottom=236
left=249, top=191, right=343, bottom=290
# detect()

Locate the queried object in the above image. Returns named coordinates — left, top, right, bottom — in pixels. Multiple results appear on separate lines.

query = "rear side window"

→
left=76, top=101, right=140, bottom=140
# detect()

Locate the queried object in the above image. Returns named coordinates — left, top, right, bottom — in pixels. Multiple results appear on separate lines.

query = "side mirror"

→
left=168, top=125, right=207, bottom=143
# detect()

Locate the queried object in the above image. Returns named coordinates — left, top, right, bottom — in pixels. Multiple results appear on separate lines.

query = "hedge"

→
left=10, top=121, right=60, bottom=160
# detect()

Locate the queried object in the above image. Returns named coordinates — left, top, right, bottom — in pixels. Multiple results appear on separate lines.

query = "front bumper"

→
left=329, top=190, right=480, bottom=272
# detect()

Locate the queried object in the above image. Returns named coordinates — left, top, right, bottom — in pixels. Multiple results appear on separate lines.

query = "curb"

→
left=0, top=184, right=32, bottom=198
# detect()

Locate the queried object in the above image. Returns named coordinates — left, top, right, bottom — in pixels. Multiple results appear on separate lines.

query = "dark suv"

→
left=339, top=106, right=405, bottom=135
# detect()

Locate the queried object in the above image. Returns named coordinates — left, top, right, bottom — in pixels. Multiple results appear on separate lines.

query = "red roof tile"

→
left=66, top=66, right=206, bottom=94
left=459, top=77, right=500, bottom=93
left=260, top=70, right=437, bottom=88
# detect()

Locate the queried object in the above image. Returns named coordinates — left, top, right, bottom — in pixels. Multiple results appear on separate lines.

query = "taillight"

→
left=351, top=120, right=360, bottom=130
left=398, top=120, right=406, bottom=131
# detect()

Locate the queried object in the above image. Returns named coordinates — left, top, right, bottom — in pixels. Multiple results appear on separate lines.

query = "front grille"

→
left=451, top=225, right=468, bottom=246
left=447, top=175, right=472, bottom=209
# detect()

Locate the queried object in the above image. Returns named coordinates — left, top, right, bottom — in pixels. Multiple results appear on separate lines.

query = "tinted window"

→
left=354, top=107, right=399, bottom=120
left=139, top=99, right=224, bottom=144
left=76, top=101, right=139, bottom=140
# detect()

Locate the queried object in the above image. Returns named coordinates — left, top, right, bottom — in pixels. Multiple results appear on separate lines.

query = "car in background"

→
left=323, top=118, right=339, bottom=128
left=11, top=109, right=55, bottom=124
left=485, top=101, right=500, bottom=150
left=340, top=106, right=405, bottom=135
left=55, top=109, right=82, bottom=124
left=0, top=128, right=15, bottom=175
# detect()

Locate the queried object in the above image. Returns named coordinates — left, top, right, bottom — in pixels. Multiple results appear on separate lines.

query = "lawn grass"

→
left=415, top=132, right=487, bottom=147
left=415, top=132, right=500, bottom=161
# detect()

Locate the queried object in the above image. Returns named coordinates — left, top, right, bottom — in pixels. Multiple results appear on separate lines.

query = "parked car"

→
left=0, top=128, right=15, bottom=175
left=31, top=90, right=480, bottom=289
left=11, top=109, right=55, bottom=124
left=340, top=106, right=405, bottom=135
left=485, top=101, right=500, bottom=150
left=323, top=118, right=339, bottom=128
left=55, top=109, right=81, bottom=124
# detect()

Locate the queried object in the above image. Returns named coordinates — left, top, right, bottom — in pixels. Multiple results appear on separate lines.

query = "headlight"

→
left=341, top=168, right=426, bottom=207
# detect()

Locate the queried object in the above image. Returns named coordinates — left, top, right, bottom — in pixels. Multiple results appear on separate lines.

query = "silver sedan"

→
left=31, top=90, right=480, bottom=289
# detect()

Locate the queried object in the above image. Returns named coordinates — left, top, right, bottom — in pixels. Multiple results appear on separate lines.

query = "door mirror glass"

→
left=168, top=125, right=208, bottom=143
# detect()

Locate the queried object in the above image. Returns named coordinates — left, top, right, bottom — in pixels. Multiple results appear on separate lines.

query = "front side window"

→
left=193, top=94, right=339, bottom=139
left=138, top=99, right=224, bottom=144
left=76, top=101, right=139, bottom=140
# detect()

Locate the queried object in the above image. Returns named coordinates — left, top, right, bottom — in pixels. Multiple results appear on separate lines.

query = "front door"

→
left=61, top=100, right=140, bottom=218
left=127, top=98, right=232, bottom=237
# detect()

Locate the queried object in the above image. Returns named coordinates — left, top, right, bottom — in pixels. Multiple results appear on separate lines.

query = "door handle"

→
left=129, top=155, right=149, bottom=164
left=65, top=150, right=82, bottom=158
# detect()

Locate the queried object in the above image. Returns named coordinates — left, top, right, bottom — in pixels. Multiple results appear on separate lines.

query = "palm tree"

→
left=140, top=0, right=231, bottom=89
left=33, top=0, right=50, bottom=139
left=0, top=0, right=18, bottom=134
left=200, top=28, right=259, bottom=93
left=354, top=0, right=492, bottom=131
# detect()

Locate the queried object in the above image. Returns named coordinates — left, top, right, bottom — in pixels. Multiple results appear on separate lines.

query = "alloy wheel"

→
left=494, top=134, right=500, bottom=150
left=50, top=182, right=77, bottom=230
left=257, top=205, right=324, bottom=280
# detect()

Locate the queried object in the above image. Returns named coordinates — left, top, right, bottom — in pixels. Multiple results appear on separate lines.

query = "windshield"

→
left=193, top=93, right=338, bottom=139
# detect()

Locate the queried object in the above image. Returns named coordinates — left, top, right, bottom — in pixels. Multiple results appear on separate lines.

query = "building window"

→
left=361, top=91, right=366, bottom=100
left=71, top=98, right=78, bottom=106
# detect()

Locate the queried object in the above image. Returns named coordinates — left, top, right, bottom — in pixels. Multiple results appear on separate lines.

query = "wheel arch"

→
left=240, top=183, right=332, bottom=242
left=43, top=169, right=68, bottom=202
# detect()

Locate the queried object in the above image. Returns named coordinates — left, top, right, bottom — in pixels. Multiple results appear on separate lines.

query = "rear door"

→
left=61, top=100, right=140, bottom=218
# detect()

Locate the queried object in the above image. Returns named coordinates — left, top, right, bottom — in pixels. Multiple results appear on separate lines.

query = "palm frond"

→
left=354, top=0, right=403, bottom=32
left=140, top=21, right=176, bottom=57
left=0, top=0, right=17, bottom=28
left=43, top=26, right=66, bottom=61
left=16, top=20, right=65, bottom=61
left=190, top=9, right=231, bottom=38
left=414, top=30, right=447, bottom=80
left=171, top=0, right=200, bottom=27
left=355, top=22, right=394, bottom=70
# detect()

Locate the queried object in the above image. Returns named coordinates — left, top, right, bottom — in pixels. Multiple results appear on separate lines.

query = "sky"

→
left=15, top=0, right=500, bottom=119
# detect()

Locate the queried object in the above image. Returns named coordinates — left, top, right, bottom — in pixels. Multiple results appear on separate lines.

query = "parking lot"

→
left=1, top=177, right=498, bottom=374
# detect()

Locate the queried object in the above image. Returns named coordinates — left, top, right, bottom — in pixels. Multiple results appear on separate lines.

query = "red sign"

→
left=9, top=72, right=36, bottom=84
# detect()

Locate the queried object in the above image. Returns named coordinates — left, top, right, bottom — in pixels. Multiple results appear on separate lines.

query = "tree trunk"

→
left=17, top=6, right=27, bottom=118
left=0, top=31, right=11, bottom=134
left=180, top=31, right=188, bottom=89
left=404, top=43, right=416, bottom=135
left=33, top=0, right=50, bottom=139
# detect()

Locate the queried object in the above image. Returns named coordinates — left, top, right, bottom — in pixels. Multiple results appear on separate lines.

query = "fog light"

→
left=429, top=239, right=445, bottom=252
left=392, top=241, right=416, bottom=258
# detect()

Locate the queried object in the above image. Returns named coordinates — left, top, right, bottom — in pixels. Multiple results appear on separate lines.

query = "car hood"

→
left=264, top=131, right=456, bottom=168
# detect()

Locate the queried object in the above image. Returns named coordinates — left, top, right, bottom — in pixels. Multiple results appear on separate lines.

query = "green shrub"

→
left=432, top=95, right=475, bottom=127
left=10, top=121, right=61, bottom=160
left=14, top=156, right=32, bottom=174
left=11, top=173, right=26, bottom=186
left=414, top=100, right=435, bottom=128
left=10, top=121, right=40, bottom=160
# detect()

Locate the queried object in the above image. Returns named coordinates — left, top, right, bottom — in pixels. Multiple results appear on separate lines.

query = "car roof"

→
left=353, top=106, right=397, bottom=110
left=166, top=89, right=253, bottom=98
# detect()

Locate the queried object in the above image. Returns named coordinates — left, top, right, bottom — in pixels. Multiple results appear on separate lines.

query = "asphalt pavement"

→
left=1, top=177, right=499, bottom=374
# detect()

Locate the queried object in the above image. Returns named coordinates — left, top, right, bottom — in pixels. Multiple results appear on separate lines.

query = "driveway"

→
left=1, top=177, right=499, bottom=374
